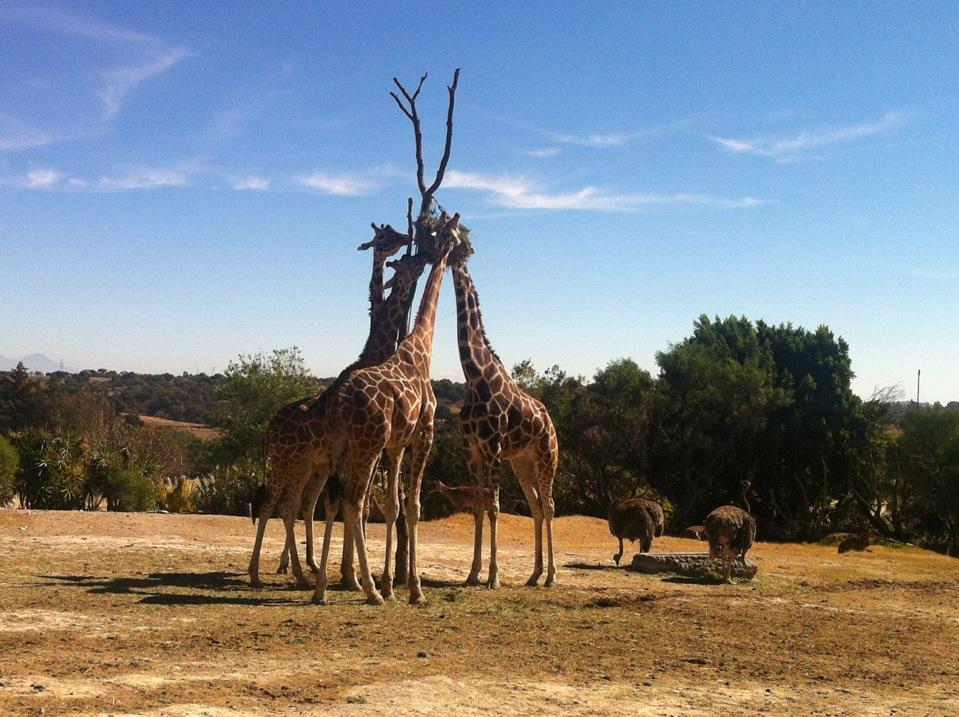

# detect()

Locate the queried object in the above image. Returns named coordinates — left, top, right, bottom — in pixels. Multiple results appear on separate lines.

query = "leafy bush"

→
left=0, top=435, right=19, bottom=506
left=14, top=429, right=89, bottom=509
left=194, top=460, right=264, bottom=516
left=159, top=476, right=196, bottom=513
left=101, top=467, right=157, bottom=512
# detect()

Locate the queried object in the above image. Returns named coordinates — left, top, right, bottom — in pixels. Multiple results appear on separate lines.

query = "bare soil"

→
left=1, top=510, right=958, bottom=716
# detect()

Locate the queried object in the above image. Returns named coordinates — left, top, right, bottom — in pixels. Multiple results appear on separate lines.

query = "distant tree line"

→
left=2, top=319, right=958, bottom=555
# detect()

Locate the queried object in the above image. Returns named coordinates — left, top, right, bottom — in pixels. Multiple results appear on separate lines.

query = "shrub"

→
left=102, top=467, right=157, bottom=512
left=194, top=460, right=264, bottom=516
left=14, top=429, right=88, bottom=510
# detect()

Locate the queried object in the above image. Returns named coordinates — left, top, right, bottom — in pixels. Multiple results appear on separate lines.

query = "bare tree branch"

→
left=391, top=75, right=428, bottom=196
left=406, top=197, right=414, bottom=252
left=424, top=68, right=460, bottom=205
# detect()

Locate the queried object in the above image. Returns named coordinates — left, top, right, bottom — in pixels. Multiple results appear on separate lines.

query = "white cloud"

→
left=711, top=112, right=906, bottom=162
left=25, top=168, right=63, bottom=188
left=1, top=5, right=192, bottom=119
left=232, top=176, right=270, bottom=191
left=523, top=147, right=562, bottom=158
left=297, top=172, right=378, bottom=196
left=98, top=47, right=193, bottom=119
left=0, top=114, right=56, bottom=152
left=542, top=130, right=637, bottom=148
left=99, top=167, right=189, bottom=190
left=445, top=171, right=761, bottom=212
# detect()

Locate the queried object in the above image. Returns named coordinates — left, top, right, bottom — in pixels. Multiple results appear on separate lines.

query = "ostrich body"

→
left=607, top=498, right=658, bottom=565
left=704, top=504, right=756, bottom=582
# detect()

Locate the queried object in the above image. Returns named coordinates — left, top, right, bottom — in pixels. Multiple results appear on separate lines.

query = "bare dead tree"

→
left=390, top=68, right=461, bottom=249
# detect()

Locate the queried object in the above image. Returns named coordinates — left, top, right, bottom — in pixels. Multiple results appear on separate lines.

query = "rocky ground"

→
left=1, top=510, right=958, bottom=716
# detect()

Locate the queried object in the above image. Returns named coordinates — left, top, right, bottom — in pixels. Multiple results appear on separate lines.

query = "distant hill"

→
left=0, top=353, right=74, bottom=373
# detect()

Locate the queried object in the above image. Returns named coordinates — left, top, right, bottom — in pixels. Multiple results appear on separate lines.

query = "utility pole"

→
left=916, top=369, right=921, bottom=409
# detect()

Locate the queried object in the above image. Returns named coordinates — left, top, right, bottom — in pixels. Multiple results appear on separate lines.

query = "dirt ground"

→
left=1, top=510, right=958, bottom=716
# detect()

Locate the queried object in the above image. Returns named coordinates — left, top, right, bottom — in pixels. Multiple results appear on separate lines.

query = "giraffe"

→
left=450, top=254, right=559, bottom=588
left=427, top=480, right=496, bottom=519
left=312, top=212, right=461, bottom=606
left=273, top=250, right=425, bottom=588
left=248, top=225, right=424, bottom=589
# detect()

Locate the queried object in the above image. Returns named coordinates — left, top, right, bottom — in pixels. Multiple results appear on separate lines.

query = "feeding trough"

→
left=628, top=552, right=758, bottom=581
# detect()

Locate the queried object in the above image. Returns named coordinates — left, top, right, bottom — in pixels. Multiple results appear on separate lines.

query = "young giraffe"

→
left=313, top=213, right=461, bottom=606
left=427, top=480, right=496, bottom=519
left=248, top=226, right=423, bottom=588
left=450, top=254, right=559, bottom=588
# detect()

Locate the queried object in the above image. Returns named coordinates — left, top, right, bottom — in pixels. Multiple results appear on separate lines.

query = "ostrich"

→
left=704, top=504, right=756, bottom=583
left=607, top=498, right=658, bottom=565
left=838, top=530, right=874, bottom=554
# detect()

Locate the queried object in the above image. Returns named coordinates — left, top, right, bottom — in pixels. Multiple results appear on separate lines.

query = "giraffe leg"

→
left=465, top=512, right=483, bottom=586
left=513, top=458, right=544, bottom=586
left=313, top=498, right=336, bottom=604
left=543, top=488, right=557, bottom=587
left=301, top=474, right=325, bottom=574
left=276, top=542, right=290, bottom=574
left=248, top=476, right=284, bottom=587
left=406, top=425, right=433, bottom=605
left=345, top=496, right=384, bottom=606
left=485, top=453, right=503, bottom=590
left=339, top=508, right=361, bottom=591
left=380, top=447, right=404, bottom=600
left=282, top=508, right=310, bottom=589
left=463, top=444, right=485, bottom=586
left=614, top=536, right=624, bottom=566
left=394, top=479, right=409, bottom=585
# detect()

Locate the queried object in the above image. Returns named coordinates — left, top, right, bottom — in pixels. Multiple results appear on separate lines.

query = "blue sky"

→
left=1, top=2, right=957, bottom=402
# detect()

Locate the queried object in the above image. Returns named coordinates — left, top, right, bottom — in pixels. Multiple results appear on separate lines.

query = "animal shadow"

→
left=40, top=572, right=301, bottom=606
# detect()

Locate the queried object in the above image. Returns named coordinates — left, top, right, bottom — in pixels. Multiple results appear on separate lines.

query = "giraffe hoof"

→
left=486, top=579, right=501, bottom=590
left=409, top=594, right=427, bottom=606
left=543, top=575, right=557, bottom=588
left=295, top=578, right=313, bottom=590
left=464, top=576, right=481, bottom=587
left=340, top=578, right=362, bottom=592
left=275, top=566, right=288, bottom=575
left=524, top=576, right=540, bottom=587
left=365, top=593, right=385, bottom=606
left=249, top=579, right=263, bottom=589
left=311, top=594, right=327, bottom=605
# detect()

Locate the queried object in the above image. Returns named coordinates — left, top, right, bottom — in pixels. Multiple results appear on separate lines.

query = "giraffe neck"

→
left=367, top=252, right=389, bottom=318
left=452, top=264, right=506, bottom=380
left=401, top=251, right=451, bottom=373
left=358, top=279, right=418, bottom=365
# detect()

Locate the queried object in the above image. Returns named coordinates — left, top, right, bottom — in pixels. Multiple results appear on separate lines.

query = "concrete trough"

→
left=629, top=552, right=758, bottom=580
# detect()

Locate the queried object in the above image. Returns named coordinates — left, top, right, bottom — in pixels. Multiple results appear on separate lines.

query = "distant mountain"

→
left=0, top=353, right=75, bottom=373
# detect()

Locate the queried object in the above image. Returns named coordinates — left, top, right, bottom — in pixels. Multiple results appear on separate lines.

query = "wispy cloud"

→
left=98, top=166, right=190, bottom=190
left=523, top=147, right=562, bottom=158
left=906, top=267, right=959, bottom=281
left=445, top=171, right=760, bottom=212
left=542, top=131, right=638, bottom=148
left=232, top=176, right=270, bottom=191
left=711, top=112, right=906, bottom=162
left=297, top=172, right=379, bottom=196
left=25, top=168, right=63, bottom=188
left=0, top=114, right=56, bottom=152
left=98, top=47, right=193, bottom=119
left=1, top=5, right=192, bottom=119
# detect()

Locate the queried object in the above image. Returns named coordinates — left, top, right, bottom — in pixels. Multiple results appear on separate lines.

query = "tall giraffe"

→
left=248, top=225, right=423, bottom=588
left=450, top=255, right=558, bottom=588
left=313, top=213, right=461, bottom=606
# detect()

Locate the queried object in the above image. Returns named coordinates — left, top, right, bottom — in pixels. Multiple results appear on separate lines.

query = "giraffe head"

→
left=424, top=212, right=461, bottom=262
left=358, top=223, right=409, bottom=261
left=383, top=253, right=427, bottom=295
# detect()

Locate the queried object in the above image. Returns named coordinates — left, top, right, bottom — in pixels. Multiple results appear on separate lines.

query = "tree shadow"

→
left=39, top=572, right=303, bottom=606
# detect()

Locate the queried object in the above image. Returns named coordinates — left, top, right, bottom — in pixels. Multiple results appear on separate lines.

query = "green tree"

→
left=0, top=435, right=19, bottom=506
left=0, top=362, right=52, bottom=432
left=897, top=408, right=959, bottom=555
left=207, top=347, right=319, bottom=466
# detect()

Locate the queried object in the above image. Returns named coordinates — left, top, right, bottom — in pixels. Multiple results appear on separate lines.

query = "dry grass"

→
left=136, top=416, right=218, bottom=441
left=1, top=510, right=958, bottom=716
